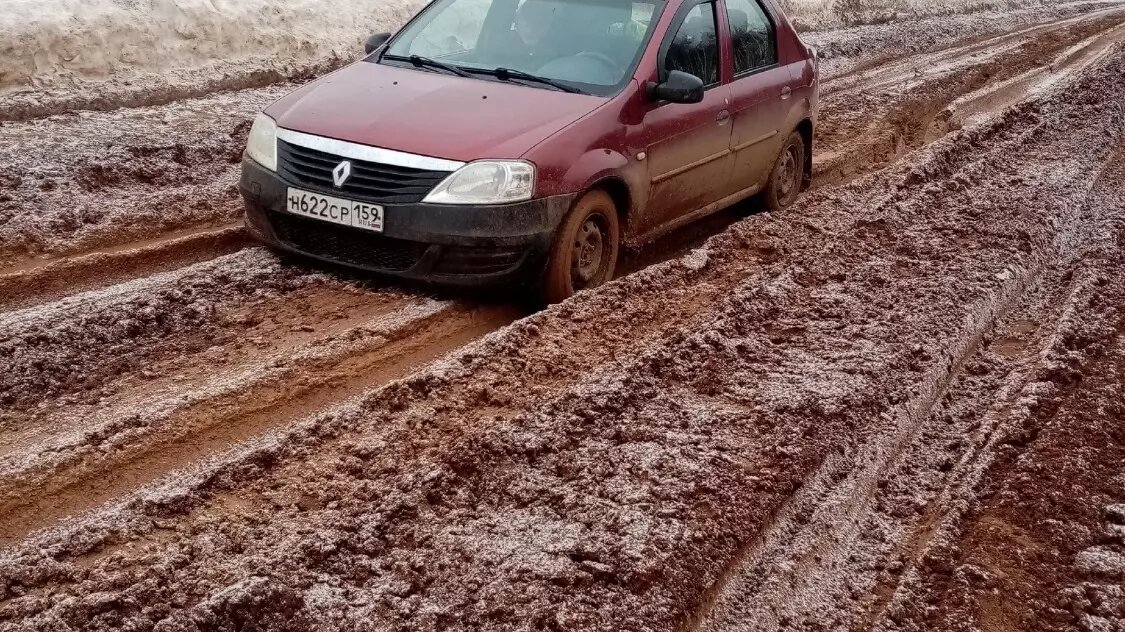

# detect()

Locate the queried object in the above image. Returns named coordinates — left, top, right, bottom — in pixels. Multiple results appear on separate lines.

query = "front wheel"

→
left=761, top=131, right=806, bottom=213
left=541, top=189, right=620, bottom=304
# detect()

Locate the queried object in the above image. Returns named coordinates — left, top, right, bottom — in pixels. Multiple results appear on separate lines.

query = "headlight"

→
left=245, top=113, right=278, bottom=172
left=423, top=160, right=535, bottom=204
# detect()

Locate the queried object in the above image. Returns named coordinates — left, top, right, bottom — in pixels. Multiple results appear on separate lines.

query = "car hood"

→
left=266, top=61, right=606, bottom=163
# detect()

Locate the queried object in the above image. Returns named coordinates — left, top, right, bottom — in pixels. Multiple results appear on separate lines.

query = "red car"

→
left=240, top=0, right=818, bottom=302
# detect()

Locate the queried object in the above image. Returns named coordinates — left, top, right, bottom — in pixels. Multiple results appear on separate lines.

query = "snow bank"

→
left=1, top=0, right=1061, bottom=97
left=0, top=0, right=1109, bottom=120
left=779, top=0, right=1077, bottom=30
left=0, top=0, right=424, bottom=107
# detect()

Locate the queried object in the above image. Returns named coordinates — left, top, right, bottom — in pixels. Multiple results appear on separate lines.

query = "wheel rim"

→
left=571, top=215, right=607, bottom=289
left=777, top=144, right=800, bottom=204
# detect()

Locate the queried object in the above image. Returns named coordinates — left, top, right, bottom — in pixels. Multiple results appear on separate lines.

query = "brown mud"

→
left=814, top=8, right=1125, bottom=186
left=871, top=130, right=1125, bottom=632
left=2, top=5, right=1125, bottom=631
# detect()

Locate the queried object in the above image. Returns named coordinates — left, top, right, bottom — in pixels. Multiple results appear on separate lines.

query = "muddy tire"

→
left=761, top=131, right=806, bottom=213
left=541, top=189, right=620, bottom=304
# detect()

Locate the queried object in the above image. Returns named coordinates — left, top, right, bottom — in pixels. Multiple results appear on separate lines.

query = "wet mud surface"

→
left=814, top=8, right=1125, bottom=186
left=872, top=132, right=1125, bottom=632
left=0, top=86, right=290, bottom=266
left=2, top=4, right=1125, bottom=631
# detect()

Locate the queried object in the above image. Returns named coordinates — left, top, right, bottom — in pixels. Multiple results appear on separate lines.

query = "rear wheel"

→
left=541, top=189, right=620, bottom=304
left=761, top=131, right=805, bottom=213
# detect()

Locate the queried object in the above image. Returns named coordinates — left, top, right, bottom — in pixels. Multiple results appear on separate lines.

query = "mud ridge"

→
left=0, top=60, right=345, bottom=125
left=0, top=85, right=287, bottom=267
left=0, top=225, right=248, bottom=311
left=695, top=106, right=1125, bottom=632
left=0, top=249, right=369, bottom=412
left=0, top=38, right=1122, bottom=632
left=0, top=300, right=521, bottom=546
left=869, top=136, right=1125, bottom=632
left=813, top=9, right=1125, bottom=186
left=3, top=5, right=1125, bottom=630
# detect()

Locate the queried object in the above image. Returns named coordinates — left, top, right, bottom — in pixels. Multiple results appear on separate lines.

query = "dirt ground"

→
left=1, top=2, right=1125, bottom=630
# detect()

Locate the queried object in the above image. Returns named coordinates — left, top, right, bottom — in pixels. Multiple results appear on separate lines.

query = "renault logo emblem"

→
left=332, top=160, right=352, bottom=187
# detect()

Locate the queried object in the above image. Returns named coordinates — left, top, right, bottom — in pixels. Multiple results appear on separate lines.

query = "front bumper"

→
left=239, top=157, right=573, bottom=287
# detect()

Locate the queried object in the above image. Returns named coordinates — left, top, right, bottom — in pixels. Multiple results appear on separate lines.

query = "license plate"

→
left=285, top=188, right=383, bottom=232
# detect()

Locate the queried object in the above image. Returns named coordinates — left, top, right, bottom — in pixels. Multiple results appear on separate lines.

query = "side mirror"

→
left=646, top=70, right=705, bottom=104
left=364, top=32, right=392, bottom=55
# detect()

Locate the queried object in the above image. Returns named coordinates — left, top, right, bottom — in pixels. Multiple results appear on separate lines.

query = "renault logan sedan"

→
left=240, top=0, right=818, bottom=302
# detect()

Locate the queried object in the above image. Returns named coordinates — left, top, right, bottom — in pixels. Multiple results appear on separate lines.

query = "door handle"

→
left=781, top=86, right=792, bottom=100
left=716, top=109, right=731, bottom=124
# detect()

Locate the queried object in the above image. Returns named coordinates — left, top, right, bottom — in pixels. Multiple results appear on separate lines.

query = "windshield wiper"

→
left=382, top=53, right=474, bottom=79
left=468, top=66, right=584, bottom=94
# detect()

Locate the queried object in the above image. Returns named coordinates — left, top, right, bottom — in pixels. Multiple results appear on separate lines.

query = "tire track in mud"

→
left=0, top=282, right=443, bottom=456
left=0, top=221, right=758, bottom=549
left=0, top=298, right=519, bottom=547
left=820, top=4, right=1125, bottom=95
left=3, top=5, right=1119, bottom=312
left=0, top=248, right=348, bottom=412
left=0, top=60, right=347, bottom=126
left=0, top=84, right=290, bottom=270
left=881, top=331, right=1125, bottom=631
left=0, top=238, right=528, bottom=545
left=693, top=133, right=1125, bottom=632
left=2, top=7, right=1125, bottom=629
left=2, top=35, right=1122, bottom=632
left=865, top=139, right=1125, bottom=632
left=0, top=236, right=778, bottom=627
left=0, top=224, right=248, bottom=311
left=805, top=0, right=1125, bottom=80
left=813, top=8, right=1125, bottom=187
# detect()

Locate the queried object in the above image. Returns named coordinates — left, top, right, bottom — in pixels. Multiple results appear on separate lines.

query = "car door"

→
left=637, top=0, right=733, bottom=235
left=722, top=0, right=791, bottom=196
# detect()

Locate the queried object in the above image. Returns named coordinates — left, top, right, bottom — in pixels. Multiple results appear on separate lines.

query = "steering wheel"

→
left=573, top=51, right=620, bottom=75
left=537, top=51, right=621, bottom=84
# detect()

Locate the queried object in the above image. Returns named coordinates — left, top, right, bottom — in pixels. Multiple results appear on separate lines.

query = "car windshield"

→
left=381, top=0, right=663, bottom=95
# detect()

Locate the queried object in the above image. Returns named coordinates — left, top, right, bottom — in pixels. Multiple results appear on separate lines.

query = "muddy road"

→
left=2, top=3, right=1125, bottom=630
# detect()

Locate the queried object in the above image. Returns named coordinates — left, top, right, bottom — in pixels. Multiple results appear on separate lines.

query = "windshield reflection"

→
left=382, top=0, right=663, bottom=95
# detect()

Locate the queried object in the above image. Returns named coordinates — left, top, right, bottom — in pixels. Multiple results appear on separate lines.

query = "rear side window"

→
left=664, top=2, right=720, bottom=87
left=725, top=0, right=776, bottom=74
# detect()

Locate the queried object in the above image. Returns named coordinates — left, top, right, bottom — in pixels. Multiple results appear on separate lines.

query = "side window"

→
left=664, top=2, right=720, bottom=87
left=725, top=0, right=776, bottom=74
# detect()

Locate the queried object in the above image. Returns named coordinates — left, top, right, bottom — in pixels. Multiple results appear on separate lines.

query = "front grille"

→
left=434, top=245, right=526, bottom=275
left=268, top=210, right=428, bottom=272
left=277, top=140, right=451, bottom=204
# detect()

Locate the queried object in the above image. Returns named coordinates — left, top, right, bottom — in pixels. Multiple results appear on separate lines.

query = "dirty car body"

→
left=239, top=0, right=818, bottom=294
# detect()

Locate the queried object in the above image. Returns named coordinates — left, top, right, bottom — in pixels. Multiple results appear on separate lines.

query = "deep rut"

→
left=2, top=5, right=1125, bottom=630
left=692, top=57, right=1125, bottom=632
left=0, top=299, right=520, bottom=546
left=814, top=8, right=1125, bottom=186
left=0, top=224, right=248, bottom=311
